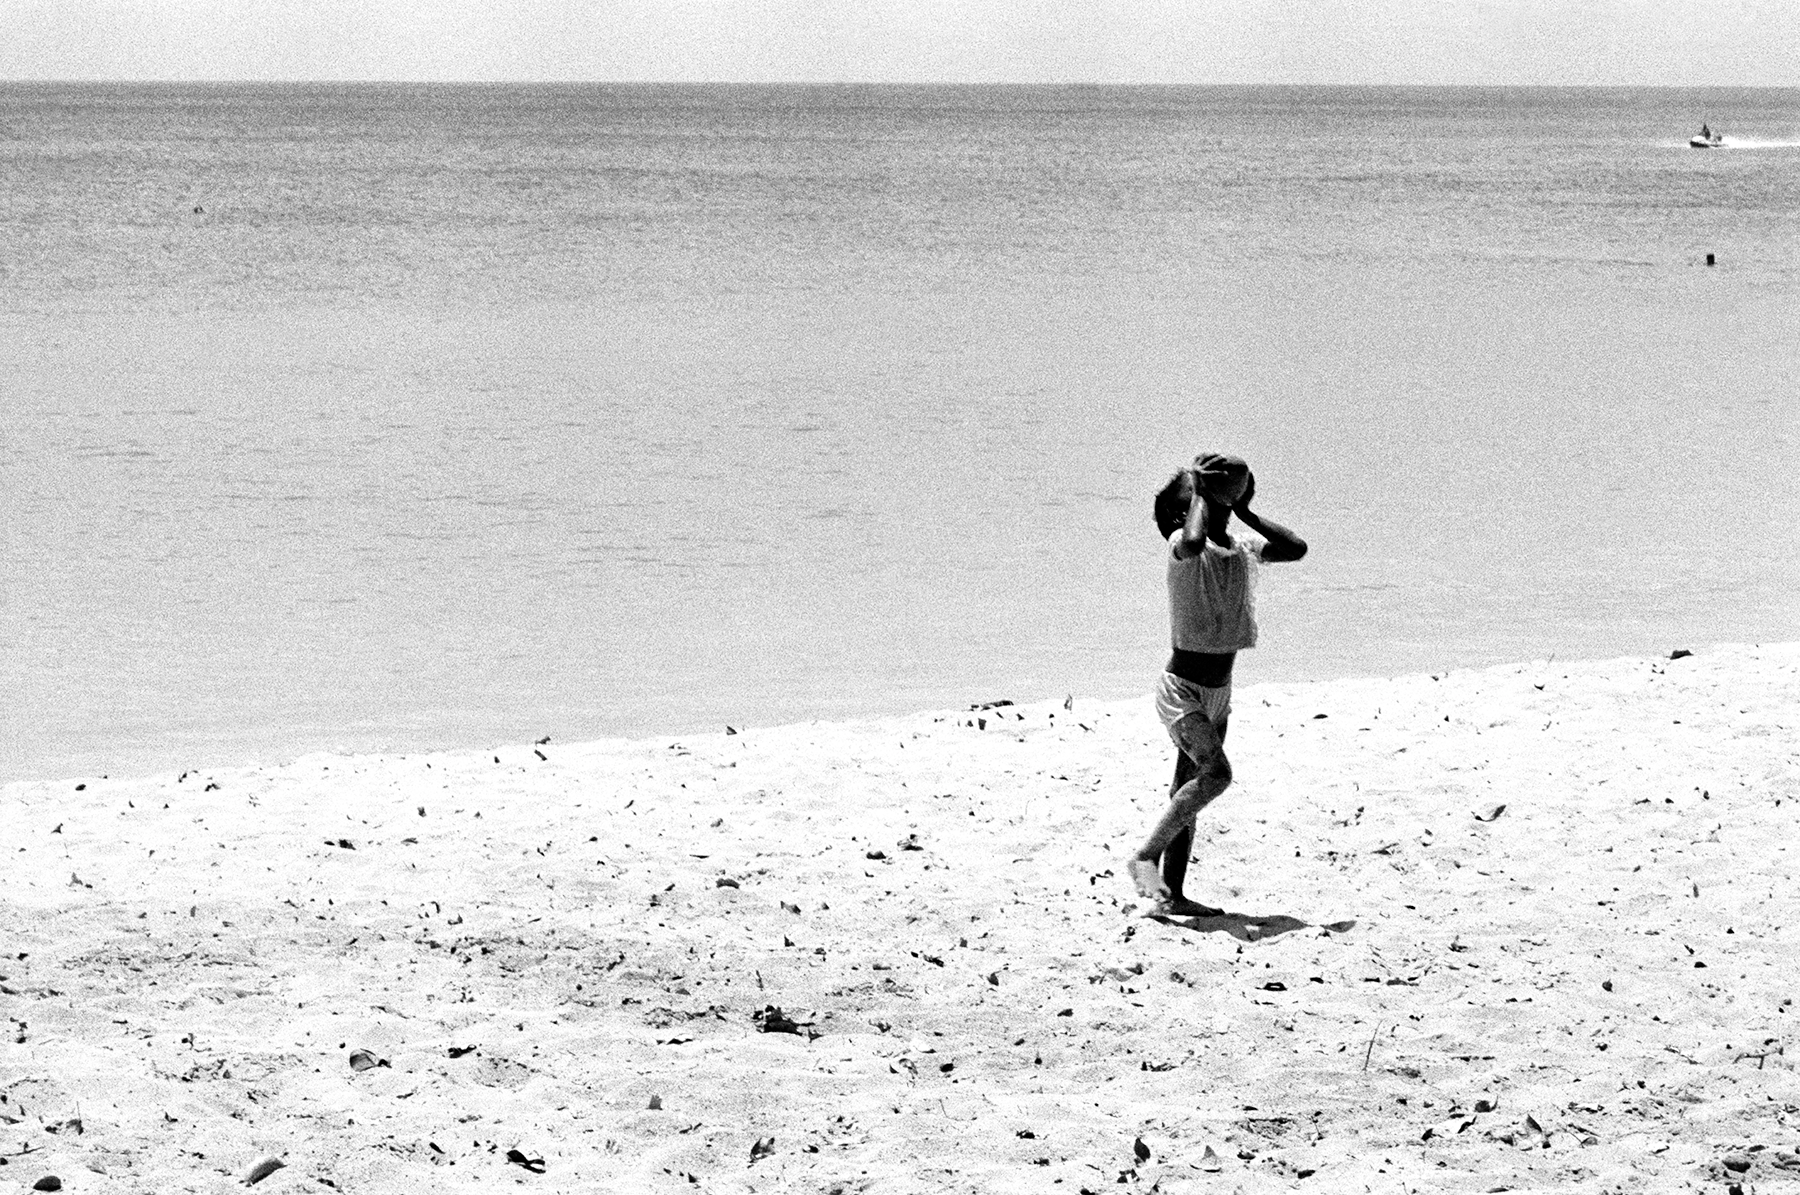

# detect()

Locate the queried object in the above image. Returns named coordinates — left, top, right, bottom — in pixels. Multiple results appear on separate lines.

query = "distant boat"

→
left=1690, top=125, right=1723, bottom=149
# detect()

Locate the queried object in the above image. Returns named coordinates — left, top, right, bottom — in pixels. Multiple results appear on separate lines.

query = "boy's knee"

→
left=1203, top=753, right=1232, bottom=793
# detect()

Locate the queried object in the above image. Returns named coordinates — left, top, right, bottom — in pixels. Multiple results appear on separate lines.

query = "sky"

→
left=1, top=0, right=1796, bottom=85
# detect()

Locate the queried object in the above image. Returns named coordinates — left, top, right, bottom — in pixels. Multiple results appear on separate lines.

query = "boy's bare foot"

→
left=1127, top=858, right=1170, bottom=901
left=1154, top=896, right=1224, bottom=918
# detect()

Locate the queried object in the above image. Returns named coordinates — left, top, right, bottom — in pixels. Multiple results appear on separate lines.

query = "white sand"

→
left=3, top=645, right=1798, bottom=1193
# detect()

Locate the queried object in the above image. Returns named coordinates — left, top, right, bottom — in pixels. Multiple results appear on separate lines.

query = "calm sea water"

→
left=4, top=84, right=1797, bottom=781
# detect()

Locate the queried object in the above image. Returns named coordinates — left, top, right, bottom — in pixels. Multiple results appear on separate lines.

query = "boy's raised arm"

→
left=1233, top=472, right=1307, bottom=563
left=1171, top=469, right=1212, bottom=560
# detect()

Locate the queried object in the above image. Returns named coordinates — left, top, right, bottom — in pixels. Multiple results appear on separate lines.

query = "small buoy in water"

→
left=194, top=205, right=204, bottom=214
left=1705, top=253, right=1715, bottom=266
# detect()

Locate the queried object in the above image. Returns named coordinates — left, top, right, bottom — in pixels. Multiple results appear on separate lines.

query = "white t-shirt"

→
left=1166, top=532, right=1264, bottom=652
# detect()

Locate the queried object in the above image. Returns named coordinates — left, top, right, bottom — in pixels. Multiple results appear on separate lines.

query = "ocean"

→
left=3, top=83, right=1797, bottom=781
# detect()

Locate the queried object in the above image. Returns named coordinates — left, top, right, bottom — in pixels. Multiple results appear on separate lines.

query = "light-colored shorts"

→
left=1154, top=672, right=1232, bottom=742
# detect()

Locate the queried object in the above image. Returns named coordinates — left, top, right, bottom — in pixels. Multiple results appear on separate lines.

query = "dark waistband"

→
left=1167, top=648, right=1236, bottom=688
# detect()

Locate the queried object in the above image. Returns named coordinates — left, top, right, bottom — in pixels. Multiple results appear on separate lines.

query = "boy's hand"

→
left=1232, top=470, right=1256, bottom=515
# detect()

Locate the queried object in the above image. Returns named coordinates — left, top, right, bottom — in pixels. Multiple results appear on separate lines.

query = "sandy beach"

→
left=3, top=643, right=1797, bottom=1193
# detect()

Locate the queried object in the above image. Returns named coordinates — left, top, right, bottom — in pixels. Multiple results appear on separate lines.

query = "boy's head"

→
left=1153, top=452, right=1249, bottom=537
left=1154, top=471, right=1195, bottom=537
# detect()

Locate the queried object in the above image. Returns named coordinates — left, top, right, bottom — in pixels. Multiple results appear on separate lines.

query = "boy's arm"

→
left=1170, top=470, right=1211, bottom=560
left=1233, top=472, right=1308, bottom=562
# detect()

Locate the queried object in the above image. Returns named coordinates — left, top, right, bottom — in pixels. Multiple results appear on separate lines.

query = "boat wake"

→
left=1716, top=137, right=1800, bottom=150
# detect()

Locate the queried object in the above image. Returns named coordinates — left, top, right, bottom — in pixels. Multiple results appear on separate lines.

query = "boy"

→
left=1128, top=453, right=1307, bottom=916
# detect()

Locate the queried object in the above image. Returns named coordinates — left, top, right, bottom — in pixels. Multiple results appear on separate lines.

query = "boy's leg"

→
left=1160, top=751, right=1198, bottom=897
left=1156, top=718, right=1228, bottom=913
left=1129, top=713, right=1232, bottom=899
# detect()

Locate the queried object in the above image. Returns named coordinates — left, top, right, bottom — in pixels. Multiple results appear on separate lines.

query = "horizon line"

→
left=3, top=78, right=1793, bottom=89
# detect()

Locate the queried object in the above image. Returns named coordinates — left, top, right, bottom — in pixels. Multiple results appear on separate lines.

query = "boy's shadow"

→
left=1150, top=911, right=1353, bottom=942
